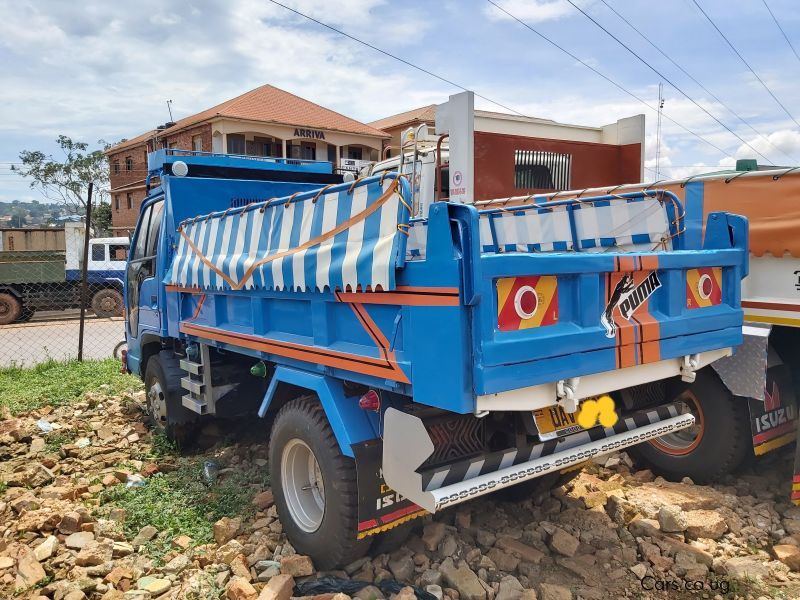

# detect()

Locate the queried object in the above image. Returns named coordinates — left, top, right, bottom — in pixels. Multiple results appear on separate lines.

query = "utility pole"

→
left=77, top=182, right=93, bottom=361
left=655, top=83, right=665, bottom=179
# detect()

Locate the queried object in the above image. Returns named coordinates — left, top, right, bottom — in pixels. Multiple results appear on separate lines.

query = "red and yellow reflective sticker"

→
left=497, top=276, right=558, bottom=331
left=686, top=267, right=722, bottom=309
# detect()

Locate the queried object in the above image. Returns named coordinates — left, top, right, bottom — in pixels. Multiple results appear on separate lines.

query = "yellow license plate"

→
left=533, top=403, right=584, bottom=440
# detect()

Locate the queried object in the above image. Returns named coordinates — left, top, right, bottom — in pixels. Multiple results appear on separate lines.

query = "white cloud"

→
left=483, top=0, right=574, bottom=23
left=731, top=129, right=800, bottom=165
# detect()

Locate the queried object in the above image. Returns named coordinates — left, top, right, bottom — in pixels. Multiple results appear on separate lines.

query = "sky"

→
left=1, top=0, right=799, bottom=203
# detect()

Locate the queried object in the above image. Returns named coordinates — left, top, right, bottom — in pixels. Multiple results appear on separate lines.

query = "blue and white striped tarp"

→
left=480, top=206, right=573, bottom=253
left=168, top=175, right=411, bottom=292
left=475, top=195, right=673, bottom=254
left=573, top=198, right=671, bottom=252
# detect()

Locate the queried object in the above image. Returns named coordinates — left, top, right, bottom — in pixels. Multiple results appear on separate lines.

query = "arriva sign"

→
left=294, top=128, right=326, bottom=140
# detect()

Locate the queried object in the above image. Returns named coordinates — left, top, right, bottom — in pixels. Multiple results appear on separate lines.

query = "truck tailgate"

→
left=452, top=192, right=748, bottom=407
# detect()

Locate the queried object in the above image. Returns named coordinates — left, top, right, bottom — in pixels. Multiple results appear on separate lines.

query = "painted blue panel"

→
left=66, top=269, right=125, bottom=283
left=682, top=181, right=705, bottom=250
left=257, top=366, right=379, bottom=456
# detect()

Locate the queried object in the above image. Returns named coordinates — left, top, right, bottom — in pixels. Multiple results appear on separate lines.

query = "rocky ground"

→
left=1, top=388, right=799, bottom=600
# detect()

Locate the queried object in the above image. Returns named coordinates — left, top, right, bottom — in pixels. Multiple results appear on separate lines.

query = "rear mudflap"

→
left=748, top=364, right=797, bottom=456
left=352, top=440, right=428, bottom=540
left=794, top=434, right=800, bottom=506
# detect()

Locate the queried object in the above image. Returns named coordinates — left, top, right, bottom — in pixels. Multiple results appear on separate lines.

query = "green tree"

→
left=12, top=135, right=109, bottom=212
left=10, top=208, right=26, bottom=228
left=92, top=202, right=113, bottom=235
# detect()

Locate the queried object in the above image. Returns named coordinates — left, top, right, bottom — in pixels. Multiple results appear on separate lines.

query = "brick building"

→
left=106, top=85, right=388, bottom=235
left=369, top=105, right=645, bottom=200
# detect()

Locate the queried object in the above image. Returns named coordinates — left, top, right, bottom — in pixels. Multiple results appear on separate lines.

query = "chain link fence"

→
left=0, top=244, right=126, bottom=367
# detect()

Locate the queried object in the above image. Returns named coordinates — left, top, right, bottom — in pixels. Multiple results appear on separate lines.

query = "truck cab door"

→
left=126, top=199, right=164, bottom=343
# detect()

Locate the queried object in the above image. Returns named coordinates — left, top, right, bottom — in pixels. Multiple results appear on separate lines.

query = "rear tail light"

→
left=686, top=268, right=722, bottom=309
left=359, top=390, right=380, bottom=411
left=497, top=276, right=558, bottom=331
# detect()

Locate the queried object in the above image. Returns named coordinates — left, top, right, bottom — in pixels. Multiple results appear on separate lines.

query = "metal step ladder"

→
left=180, top=344, right=214, bottom=415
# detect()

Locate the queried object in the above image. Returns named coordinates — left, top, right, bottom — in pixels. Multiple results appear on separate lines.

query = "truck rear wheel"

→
left=0, top=292, right=22, bottom=325
left=269, top=397, right=370, bottom=569
left=629, top=369, right=750, bottom=483
left=92, top=289, right=124, bottom=318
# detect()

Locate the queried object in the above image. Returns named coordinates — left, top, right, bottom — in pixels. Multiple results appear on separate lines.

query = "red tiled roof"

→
left=368, top=105, right=437, bottom=131
left=109, top=84, right=388, bottom=153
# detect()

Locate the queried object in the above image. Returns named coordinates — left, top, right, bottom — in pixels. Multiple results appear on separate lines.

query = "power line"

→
left=691, top=0, right=800, bottom=129
left=761, top=0, right=800, bottom=67
left=564, top=0, right=776, bottom=165
left=484, top=0, right=733, bottom=159
left=598, top=0, right=796, bottom=164
left=266, top=0, right=528, bottom=118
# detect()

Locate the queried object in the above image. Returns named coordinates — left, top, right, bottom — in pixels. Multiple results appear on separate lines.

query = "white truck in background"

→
left=0, top=221, right=129, bottom=324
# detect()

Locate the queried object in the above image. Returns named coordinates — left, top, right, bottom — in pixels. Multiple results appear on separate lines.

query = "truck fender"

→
left=0, top=285, right=22, bottom=299
left=257, top=366, right=378, bottom=457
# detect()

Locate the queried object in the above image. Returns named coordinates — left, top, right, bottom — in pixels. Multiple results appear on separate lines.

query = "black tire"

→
left=144, top=351, right=198, bottom=444
left=494, top=469, right=580, bottom=503
left=16, top=308, right=35, bottom=323
left=92, top=289, right=124, bottom=318
left=628, top=369, right=750, bottom=483
left=113, top=340, right=128, bottom=359
left=0, top=292, right=22, bottom=325
left=269, top=397, right=370, bottom=569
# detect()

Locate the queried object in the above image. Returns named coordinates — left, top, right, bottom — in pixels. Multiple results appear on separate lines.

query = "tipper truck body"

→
left=124, top=96, right=749, bottom=568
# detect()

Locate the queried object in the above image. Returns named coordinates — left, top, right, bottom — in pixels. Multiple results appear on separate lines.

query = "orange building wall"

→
left=473, top=131, right=642, bottom=201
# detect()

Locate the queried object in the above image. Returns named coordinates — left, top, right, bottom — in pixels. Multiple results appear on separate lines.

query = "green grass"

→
left=44, top=431, right=76, bottom=453
left=0, top=358, right=142, bottom=415
left=100, top=459, right=269, bottom=562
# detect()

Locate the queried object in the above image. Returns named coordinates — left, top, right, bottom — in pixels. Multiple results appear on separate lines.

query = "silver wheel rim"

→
left=148, top=381, right=167, bottom=425
left=281, top=438, right=325, bottom=532
left=99, top=296, right=117, bottom=312
left=655, top=397, right=702, bottom=450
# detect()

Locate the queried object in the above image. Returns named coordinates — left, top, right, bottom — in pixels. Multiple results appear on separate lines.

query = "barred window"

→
left=514, top=150, right=572, bottom=190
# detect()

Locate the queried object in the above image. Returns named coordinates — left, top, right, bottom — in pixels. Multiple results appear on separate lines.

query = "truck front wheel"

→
left=92, top=289, right=124, bottom=318
left=144, top=351, right=197, bottom=444
left=269, top=397, right=370, bottom=569
left=0, top=292, right=22, bottom=325
left=629, top=369, right=750, bottom=483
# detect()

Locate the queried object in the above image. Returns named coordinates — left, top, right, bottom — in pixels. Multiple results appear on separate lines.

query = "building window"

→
left=227, top=134, right=246, bottom=154
left=252, top=136, right=275, bottom=157
left=514, top=150, right=572, bottom=190
left=126, top=193, right=133, bottom=209
left=114, top=194, right=120, bottom=210
left=192, top=135, right=203, bottom=152
left=168, top=141, right=178, bottom=149
left=288, top=143, right=316, bottom=161
left=113, top=160, right=120, bottom=174
left=125, top=156, right=133, bottom=172
left=348, top=147, right=363, bottom=160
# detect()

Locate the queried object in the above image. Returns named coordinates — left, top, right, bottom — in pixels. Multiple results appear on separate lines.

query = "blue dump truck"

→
left=124, top=145, right=748, bottom=568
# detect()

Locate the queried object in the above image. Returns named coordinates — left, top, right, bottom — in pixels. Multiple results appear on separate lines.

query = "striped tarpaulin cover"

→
left=473, top=196, right=672, bottom=254
left=480, top=206, right=573, bottom=253
left=168, top=175, right=410, bottom=292
left=573, top=198, right=672, bottom=252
